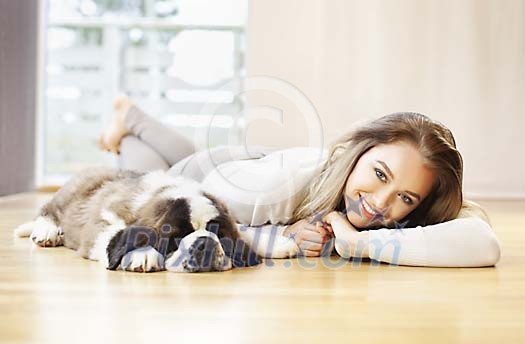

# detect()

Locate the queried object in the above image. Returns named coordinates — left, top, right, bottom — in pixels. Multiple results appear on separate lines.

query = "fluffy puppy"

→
left=14, top=167, right=267, bottom=273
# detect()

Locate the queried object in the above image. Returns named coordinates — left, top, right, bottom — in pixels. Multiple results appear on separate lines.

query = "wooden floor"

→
left=1, top=193, right=524, bottom=344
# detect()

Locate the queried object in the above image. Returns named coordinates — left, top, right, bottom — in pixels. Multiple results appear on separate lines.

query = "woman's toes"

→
left=98, top=96, right=134, bottom=154
left=113, top=95, right=133, bottom=114
left=97, top=135, right=108, bottom=151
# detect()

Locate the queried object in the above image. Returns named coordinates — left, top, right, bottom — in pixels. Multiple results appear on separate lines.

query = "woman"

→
left=98, top=96, right=501, bottom=267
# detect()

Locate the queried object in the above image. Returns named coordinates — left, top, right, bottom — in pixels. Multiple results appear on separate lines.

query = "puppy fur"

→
left=15, top=167, right=264, bottom=273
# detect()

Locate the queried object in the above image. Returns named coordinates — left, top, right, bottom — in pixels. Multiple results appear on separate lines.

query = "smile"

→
left=359, top=197, right=380, bottom=219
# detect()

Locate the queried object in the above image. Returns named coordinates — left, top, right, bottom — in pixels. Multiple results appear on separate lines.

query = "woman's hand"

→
left=283, top=219, right=333, bottom=257
left=322, top=211, right=369, bottom=258
left=322, top=211, right=357, bottom=235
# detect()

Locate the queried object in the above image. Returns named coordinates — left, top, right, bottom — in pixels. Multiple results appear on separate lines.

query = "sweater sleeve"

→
left=235, top=223, right=300, bottom=258
left=202, top=147, right=327, bottom=226
left=367, top=217, right=502, bottom=267
left=235, top=223, right=289, bottom=237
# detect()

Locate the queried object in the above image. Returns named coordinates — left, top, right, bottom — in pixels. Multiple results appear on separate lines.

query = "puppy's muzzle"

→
left=183, top=236, right=224, bottom=272
left=165, top=229, right=233, bottom=273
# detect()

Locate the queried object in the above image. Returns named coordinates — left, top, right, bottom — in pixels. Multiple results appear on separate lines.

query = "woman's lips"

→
left=359, top=198, right=376, bottom=219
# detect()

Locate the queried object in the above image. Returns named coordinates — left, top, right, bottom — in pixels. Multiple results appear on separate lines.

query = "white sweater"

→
left=201, top=147, right=502, bottom=267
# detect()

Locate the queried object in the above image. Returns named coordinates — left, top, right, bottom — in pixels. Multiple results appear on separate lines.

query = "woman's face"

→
left=343, top=141, right=435, bottom=229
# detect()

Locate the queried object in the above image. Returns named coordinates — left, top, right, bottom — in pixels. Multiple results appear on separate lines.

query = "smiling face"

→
left=342, top=141, right=436, bottom=229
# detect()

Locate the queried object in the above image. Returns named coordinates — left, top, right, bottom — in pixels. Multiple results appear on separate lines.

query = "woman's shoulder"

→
left=200, top=146, right=328, bottom=225
left=234, top=146, right=328, bottom=171
left=203, top=146, right=327, bottom=186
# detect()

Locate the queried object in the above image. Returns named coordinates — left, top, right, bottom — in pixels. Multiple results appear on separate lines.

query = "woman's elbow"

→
left=484, top=234, right=502, bottom=266
left=473, top=217, right=502, bottom=266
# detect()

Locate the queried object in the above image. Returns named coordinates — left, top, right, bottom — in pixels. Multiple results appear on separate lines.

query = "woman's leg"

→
left=168, top=145, right=277, bottom=183
left=99, top=96, right=277, bottom=179
left=123, top=105, right=196, bottom=165
left=99, top=96, right=196, bottom=166
left=118, top=136, right=170, bottom=172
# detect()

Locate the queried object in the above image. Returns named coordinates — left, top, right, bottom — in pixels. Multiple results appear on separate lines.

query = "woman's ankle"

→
left=99, top=95, right=134, bottom=154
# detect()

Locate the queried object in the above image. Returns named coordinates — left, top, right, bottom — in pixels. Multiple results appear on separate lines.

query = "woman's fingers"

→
left=300, top=249, right=320, bottom=257
left=299, top=241, right=323, bottom=252
left=321, top=222, right=334, bottom=234
left=299, top=227, right=325, bottom=244
left=315, top=222, right=333, bottom=237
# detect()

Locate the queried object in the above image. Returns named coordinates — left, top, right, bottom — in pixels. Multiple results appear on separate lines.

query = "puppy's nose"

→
left=184, top=236, right=220, bottom=272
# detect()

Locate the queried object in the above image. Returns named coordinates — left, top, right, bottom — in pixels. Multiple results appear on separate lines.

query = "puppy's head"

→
left=105, top=171, right=263, bottom=272
left=164, top=192, right=261, bottom=272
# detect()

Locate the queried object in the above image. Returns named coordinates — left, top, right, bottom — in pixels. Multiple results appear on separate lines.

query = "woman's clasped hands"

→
left=283, top=211, right=368, bottom=259
left=282, top=218, right=334, bottom=257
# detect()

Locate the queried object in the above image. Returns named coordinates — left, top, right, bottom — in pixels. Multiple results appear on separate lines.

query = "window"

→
left=40, top=0, right=247, bottom=185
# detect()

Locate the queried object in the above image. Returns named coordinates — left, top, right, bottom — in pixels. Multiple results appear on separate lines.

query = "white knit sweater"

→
left=201, top=147, right=502, bottom=267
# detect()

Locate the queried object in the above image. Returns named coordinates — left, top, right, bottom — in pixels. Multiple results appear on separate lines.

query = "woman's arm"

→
left=367, top=217, right=501, bottom=267
left=324, top=212, right=502, bottom=267
left=234, top=220, right=333, bottom=258
left=236, top=223, right=289, bottom=237
left=235, top=223, right=300, bottom=258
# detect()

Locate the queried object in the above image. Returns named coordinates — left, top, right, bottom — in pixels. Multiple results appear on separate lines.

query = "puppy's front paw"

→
left=120, top=246, right=165, bottom=273
left=30, top=216, right=64, bottom=247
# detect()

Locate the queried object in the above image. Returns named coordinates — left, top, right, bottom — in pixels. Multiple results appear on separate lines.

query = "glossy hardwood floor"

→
left=1, top=193, right=523, bottom=344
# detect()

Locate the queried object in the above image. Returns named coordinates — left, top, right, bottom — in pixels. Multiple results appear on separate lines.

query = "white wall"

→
left=244, top=0, right=525, bottom=199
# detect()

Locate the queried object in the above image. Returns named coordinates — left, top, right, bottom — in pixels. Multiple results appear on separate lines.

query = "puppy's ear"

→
left=202, top=192, right=261, bottom=268
left=106, top=226, right=158, bottom=270
left=221, top=237, right=261, bottom=268
left=106, top=229, right=127, bottom=270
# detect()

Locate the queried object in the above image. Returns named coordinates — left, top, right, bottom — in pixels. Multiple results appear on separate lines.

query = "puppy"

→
left=14, top=167, right=287, bottom=273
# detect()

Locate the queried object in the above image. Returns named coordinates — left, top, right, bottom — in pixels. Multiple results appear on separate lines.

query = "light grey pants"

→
left=118, top=106, right=277, bottom=182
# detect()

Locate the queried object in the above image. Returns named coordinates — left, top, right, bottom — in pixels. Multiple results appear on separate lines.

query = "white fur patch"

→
left=14, top=220, right=36, bottom=237
left=160, top=187, right=219, bottom=231
left=120, top=246, right=165, bottom=272
left=88, top=209, right=127, bottom=267
left=187, top=197, right=220, bottom=231
left=100, top=208, right=125, bottom=227
left=131, top=170, right=190, bottom=212
left=236, top=226, right=300, bottom=259
left=132, top=170, right=218, bottom=231
left=30, top=216, right=63, bottom=247
left=165, top=229, right=231, bottom=272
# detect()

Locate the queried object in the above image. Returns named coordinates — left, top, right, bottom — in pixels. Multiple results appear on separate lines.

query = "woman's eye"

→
left=375, top=168, right=387, bottom=182
left=375, top=168, right=414, bottom=205
left=400, top=194, right=414, bottom=205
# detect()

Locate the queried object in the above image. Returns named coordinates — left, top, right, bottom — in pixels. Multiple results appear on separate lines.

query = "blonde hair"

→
left=291, top=112, right=491, bottom=228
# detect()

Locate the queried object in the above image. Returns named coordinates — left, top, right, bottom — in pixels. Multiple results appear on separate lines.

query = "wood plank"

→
left=1, top=195, right=523, bottom=343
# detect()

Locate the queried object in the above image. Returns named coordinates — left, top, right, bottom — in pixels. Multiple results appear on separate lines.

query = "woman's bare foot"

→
left=98, top=95, right=134, bottom=155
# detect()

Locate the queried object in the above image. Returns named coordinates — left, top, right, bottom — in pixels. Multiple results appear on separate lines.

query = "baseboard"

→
left=465, top=192, right=525, bottom=201
left=37, top=185, right=61, bottom=193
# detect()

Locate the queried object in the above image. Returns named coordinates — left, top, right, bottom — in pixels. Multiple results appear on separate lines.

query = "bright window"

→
left=41, top=0, right=247, bottom=185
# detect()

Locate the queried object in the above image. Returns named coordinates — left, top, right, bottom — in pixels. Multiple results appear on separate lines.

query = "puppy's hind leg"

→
left=15, top=193, right=65, bottom=246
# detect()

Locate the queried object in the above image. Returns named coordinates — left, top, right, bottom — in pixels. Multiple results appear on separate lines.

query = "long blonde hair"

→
left=291, top=112, right=490, bottom=228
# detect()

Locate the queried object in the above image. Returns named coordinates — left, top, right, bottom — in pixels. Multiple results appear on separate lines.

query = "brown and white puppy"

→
left=14, top=167, right=266, bottom=273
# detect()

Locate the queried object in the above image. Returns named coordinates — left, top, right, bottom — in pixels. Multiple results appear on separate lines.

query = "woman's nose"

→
left=372, top=190, right=393, bottom=213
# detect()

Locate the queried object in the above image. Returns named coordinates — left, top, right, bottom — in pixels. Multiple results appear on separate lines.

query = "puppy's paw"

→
left=30, top=216, right=64, bottom=247
left=120, top=246, right=165, bottom=273
left=14, top=221, right=36, bottom=238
